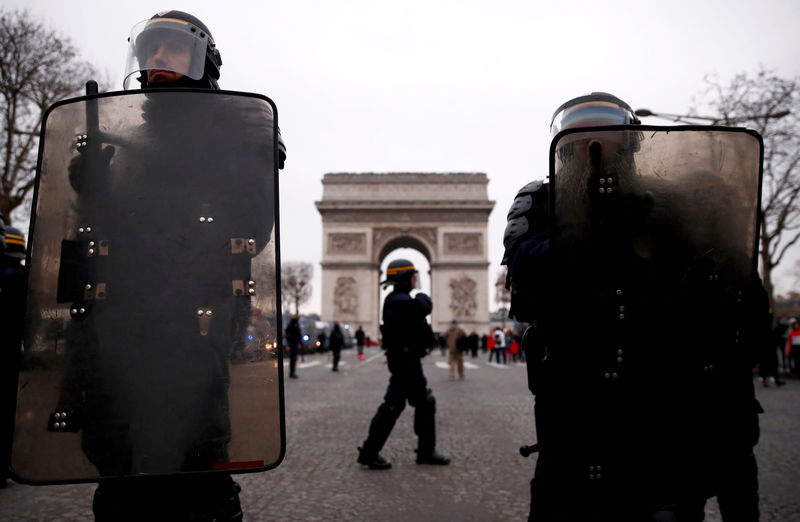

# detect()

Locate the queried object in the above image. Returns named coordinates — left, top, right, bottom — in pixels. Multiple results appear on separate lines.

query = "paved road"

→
left=1, top=347, right=799, bottom=521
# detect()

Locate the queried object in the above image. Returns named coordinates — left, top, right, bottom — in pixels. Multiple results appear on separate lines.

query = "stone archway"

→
left=315, top=173, right=495, bottom=340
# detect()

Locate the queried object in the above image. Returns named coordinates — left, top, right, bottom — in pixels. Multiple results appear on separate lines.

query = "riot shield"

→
left=550, top=125, right=762, bottom=309
left=536, top=126, right=763, bottom=513
left=11, top=89, right=285, bottom=483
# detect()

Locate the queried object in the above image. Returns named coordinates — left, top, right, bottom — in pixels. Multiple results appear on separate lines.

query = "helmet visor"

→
left=551, top=100, right=637, bottom=136
left=124, top=17, right=210, bottom=89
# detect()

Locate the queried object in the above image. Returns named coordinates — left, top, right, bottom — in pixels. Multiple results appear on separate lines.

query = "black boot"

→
left=357, top=447, right=392, bottom=470
left=416, top=448, right=450, bottom=465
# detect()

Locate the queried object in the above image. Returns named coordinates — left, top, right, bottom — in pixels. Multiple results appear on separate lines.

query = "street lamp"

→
left=635, top=108, right=790, bottom=126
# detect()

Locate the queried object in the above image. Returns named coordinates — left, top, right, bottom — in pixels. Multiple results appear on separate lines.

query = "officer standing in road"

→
left=503, top=92, right=765, bottom=521
left=285, top=314, right=302, bottom=378
left=357, top=259, right=450, bottom=469
left=58, top=10, right=286, bottom=521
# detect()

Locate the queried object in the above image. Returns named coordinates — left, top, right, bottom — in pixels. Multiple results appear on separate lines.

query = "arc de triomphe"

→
left=315, top=173, right=495, bottom=340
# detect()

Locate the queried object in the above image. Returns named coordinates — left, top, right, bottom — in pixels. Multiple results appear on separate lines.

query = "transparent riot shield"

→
left=11, top=90, right=285, bottom=483
left=550, top=126, right=762, bottom=305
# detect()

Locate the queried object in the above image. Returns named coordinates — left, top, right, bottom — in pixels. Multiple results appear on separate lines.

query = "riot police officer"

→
left=68, top=11, right=287, bottom=521
left=503, top=93, right=765, bottom=521
left=1, top=220, right=25, bottom=487
left=357, top=259, right=450, bottom=469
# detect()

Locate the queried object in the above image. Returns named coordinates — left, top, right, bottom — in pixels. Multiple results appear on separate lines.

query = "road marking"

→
left=434, top=361, right=482, bottom=370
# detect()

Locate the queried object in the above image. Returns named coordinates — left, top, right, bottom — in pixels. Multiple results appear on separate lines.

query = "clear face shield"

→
left=123, top=17, right=211, bottom=89
left=551, top=98, right=643, bottom=172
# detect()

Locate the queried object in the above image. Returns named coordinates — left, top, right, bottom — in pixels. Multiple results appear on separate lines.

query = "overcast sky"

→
left=7, top=0, right=800, bottom=314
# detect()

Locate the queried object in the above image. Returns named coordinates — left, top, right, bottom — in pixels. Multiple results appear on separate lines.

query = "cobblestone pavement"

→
left=1, top=347, right=799, bottom=521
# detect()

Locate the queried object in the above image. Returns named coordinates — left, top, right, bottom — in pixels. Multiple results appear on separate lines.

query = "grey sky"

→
left=7, top=0, right=800, bottom=313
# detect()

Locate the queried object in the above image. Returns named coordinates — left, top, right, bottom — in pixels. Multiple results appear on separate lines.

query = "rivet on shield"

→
left=599, top=188, right=605, bottom=194
left=200, top=217, right=206, bottom=223
left=86, top=226, right=93, bottom=233
left=197, top=309, right=204, bottom=316
left=78, top=227, right=85, bottom=234
left=55, top=413, right=61, bottom=419
left=607, top=178, right=613, bottom=184
left=604, top=372, right=611, bottom=379
left=207, top=217, right=214, bottom=223
left=248, top=288, right=256, bottom=295
left=616, top=289, right=622, bottom=296
left=619, top=314, right=625, bottom=319
left=612, top=372, right=618, bottom=378
left=617, top=349, right=623, bottom=356
left=607, top=188, right=613, bottom=193
left=617, top=357, right=623, bottom=363
left=205, top=310, right=213, bottom=317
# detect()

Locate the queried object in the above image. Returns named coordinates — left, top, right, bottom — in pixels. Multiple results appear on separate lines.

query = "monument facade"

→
left=315, top=173, right=495, bottom=340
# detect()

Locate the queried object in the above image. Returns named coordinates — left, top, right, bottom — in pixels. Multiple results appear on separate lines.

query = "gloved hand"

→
left=68, top=145, right=115, bottom=192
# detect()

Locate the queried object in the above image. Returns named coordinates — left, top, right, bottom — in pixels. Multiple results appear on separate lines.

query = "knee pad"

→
left=412, top=388, right=436, bottom=414
left=378, top=399, right=405, bottom=419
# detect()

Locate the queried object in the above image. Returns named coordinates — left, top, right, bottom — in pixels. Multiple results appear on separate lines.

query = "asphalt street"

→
left=1, top=346, right=799, bottom=521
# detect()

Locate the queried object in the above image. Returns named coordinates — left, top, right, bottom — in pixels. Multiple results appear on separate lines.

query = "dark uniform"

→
left=329, top=322, right=344, bottom=371
left=357, top=259, right=449, bottom=470
left=285, top=316, right=302, bottom=378
left=1, top=222, right=26, bottom=485
left=504, top=93, right=765, bottom=522
left=48, top=11, right=286, bottom=521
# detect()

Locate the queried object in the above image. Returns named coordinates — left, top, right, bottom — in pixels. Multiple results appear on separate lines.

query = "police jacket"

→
left=380, top=289, right=433, bottom=357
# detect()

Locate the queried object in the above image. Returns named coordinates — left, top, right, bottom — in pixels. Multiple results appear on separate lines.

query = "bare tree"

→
left=692, top=68, right=800, bottom=312
left=1, top=9, right=98, bottom=225
left=281, top=261, right=313, bottom=315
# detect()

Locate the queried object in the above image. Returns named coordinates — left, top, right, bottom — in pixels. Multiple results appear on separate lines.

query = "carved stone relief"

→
left=334, top=276, right=359, bottom=316
left=328, top=233, right=366, bottom=254
left=448, top=276, right=477, bottom=317
left=373, top=227, right=437, bottom=252
left=444, top=233, right=482, bottom=255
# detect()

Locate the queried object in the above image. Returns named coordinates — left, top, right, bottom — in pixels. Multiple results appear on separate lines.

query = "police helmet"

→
left=124, top=10, right=222, bottom=90
left=550, top=92, right=640, bottom=137
left=381, top=259, right=417, bottom=286
left=4, top=226, right=26, bottom=260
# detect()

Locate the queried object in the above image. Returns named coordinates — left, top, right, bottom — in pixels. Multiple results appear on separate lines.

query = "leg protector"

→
left=361, top=399, right=404, bottom=457
left=413, top=389, right=436, bottom=455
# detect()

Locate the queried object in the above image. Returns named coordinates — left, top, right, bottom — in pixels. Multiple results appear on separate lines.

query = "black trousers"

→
left=93, top=473, right=242, bottom=521
left=361, top=351, right=436, bottom=457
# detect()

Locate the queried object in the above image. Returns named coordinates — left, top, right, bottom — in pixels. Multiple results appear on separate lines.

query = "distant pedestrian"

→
left=285, top=315, right=302, bottom=378
left=468, top=331, right=479, bottom=358
left=330, top=322, right=344, bottom=371
left=786, top=319, right=800, bottom=377
left=489, top=327, right=506, bottom=364
left=355, top=325, right=366, bottom=359
left=509, top=335, right=520, bottom=363
left=445, top=320, right=467, bottom=380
